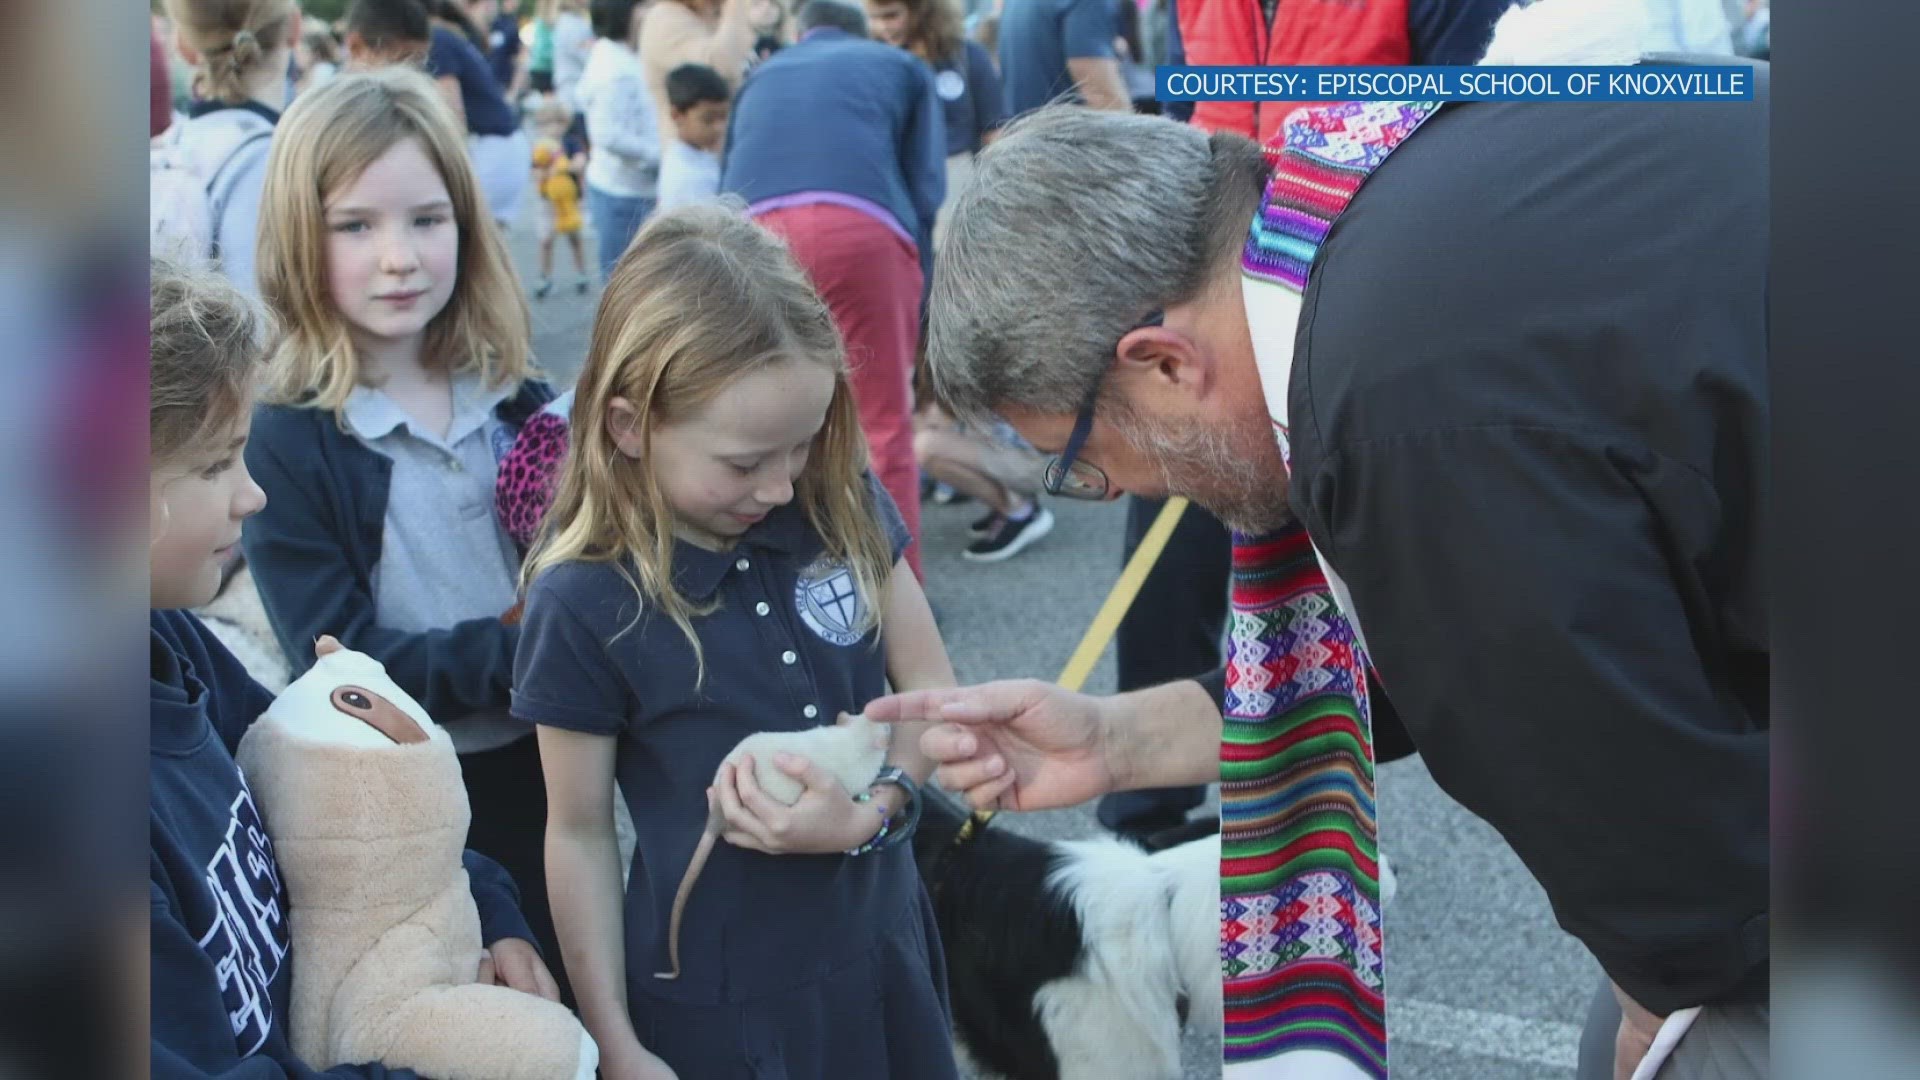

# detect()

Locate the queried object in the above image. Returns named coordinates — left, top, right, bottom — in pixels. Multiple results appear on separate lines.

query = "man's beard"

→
left=1115, top=409, right=1293, bottom=534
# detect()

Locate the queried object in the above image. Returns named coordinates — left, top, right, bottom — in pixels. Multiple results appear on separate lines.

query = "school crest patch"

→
left=794, top=557, right=864, bottom=646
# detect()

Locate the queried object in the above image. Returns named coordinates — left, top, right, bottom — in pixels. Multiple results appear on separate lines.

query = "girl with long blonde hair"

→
left=513, top=203, right=961, bottom=1080
left=240, top=66, right=572, bottom=997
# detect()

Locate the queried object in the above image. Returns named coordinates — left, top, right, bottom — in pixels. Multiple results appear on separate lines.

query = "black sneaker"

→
left=575, top=279, right=590, bottom=295
left=962, top=506, right=1054, bottom=562
left=533, top=279, right=553, bottom=299
left=968, top=510, right=1003, bottom=537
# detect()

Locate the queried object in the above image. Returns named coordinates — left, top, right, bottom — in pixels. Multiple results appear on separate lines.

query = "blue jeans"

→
left=586, top=186, right=656, bottom=279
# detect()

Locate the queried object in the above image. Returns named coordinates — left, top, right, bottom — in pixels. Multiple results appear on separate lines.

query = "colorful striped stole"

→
left=1222, top=99, right=1441, bottom=1078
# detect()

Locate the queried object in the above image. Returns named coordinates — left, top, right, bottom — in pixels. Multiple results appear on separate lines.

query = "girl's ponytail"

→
left=164, top=0, right=296, bottom=105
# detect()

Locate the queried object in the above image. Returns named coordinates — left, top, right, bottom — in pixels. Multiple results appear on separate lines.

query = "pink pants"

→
left=756, top=203, right=924, bottom=579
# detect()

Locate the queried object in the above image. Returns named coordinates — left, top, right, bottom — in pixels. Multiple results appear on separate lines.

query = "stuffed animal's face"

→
left=263, top=636, right=447, bottom=749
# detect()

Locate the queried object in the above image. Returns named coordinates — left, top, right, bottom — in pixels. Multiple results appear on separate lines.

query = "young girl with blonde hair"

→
left=241, top=66, right=571, bottom=997
left=513, top=203, right=962, bottom=1080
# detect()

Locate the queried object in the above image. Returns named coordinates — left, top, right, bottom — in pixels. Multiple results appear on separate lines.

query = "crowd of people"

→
left=149, top=0, right=1772, bottom=1078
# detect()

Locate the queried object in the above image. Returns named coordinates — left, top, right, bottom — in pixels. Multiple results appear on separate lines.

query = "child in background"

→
left=514, top=205, right=962, bottom=1080
left=654, top=63, right=729, bottom=212
left=149, top=256, right=552, bottom=1077
left=296, top=24, right=341, bottom=92
left=530, top=98, right=591, bottom=298
left=150, top=0, right=299, bottom=296
left=243, top=68, right=572, bottom=1000
left=345, top=0, right=532, bottom=232
left=526, top=0, right=559, bottom=97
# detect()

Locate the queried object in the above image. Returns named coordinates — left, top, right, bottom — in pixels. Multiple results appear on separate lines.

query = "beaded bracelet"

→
left=866, top=767, right=921, bottom=852
left=847, top=793, right=892, bottom=857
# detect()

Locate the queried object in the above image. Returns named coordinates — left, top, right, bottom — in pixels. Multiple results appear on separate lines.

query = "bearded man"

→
left=866, top=6, right=1771, bottom=1078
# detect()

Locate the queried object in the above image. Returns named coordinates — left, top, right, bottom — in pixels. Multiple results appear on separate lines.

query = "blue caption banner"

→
left=1155, top=65, right=1754, bottom=102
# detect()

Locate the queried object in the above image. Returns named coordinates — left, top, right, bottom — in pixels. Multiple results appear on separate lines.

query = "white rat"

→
left=654, top=712, right=892, bottom=980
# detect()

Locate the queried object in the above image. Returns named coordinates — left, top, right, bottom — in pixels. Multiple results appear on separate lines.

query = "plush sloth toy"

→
left=235, top=637, right=596, bottom=1080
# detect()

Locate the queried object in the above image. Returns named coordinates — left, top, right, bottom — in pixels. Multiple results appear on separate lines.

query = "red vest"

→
left=1180, top=0, right=1410, bottom=144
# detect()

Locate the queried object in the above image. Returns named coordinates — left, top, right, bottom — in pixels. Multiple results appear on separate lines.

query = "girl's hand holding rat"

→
left=711, top=754, right=884, bottom=855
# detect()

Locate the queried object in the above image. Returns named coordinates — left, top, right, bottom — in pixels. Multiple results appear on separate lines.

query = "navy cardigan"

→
left=240, top=380, right=555, bottom=722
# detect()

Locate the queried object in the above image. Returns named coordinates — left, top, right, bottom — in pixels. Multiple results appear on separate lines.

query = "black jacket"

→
left=239, top=381, right=555, bottom=722
left=1287, top=78, right=1771, bottom=1014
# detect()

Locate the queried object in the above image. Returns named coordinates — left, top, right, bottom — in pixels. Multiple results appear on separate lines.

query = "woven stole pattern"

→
left=1222, top=99, right=1442, bottom=1077
left=1221, top=526, right=1383, bottom=1073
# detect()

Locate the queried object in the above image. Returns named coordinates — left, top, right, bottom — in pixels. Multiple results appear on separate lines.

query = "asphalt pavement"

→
left=512, top=209, right=1597, bottom=1080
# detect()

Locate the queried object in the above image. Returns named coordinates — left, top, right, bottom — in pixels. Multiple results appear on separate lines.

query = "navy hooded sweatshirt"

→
left=151, top=609, right=535, bottom=1078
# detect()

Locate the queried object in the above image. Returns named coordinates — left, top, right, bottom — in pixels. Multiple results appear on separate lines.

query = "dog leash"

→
left=952, top=495, right=1193, bottom=844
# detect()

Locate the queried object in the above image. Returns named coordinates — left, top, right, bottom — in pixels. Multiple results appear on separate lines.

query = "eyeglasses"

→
left=1041, top=310, right=1164, bottom=500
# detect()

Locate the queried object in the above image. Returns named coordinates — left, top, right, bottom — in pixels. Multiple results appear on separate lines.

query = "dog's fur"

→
left=913, top=791, right=1221, bottom=1080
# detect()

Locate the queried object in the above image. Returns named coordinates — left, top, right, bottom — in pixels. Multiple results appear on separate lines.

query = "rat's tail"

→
left=654, top=828, right=719, bottom=980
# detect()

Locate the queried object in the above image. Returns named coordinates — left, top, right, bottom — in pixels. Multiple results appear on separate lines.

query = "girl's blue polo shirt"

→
left=511, top=476, right=960, bottom=1079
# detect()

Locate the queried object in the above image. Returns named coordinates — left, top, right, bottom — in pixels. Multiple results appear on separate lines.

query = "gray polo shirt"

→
left=342, top=373, right=529, bottom=753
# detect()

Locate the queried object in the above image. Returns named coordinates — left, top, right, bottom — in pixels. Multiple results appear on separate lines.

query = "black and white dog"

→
left=913, top=791, right=1222, bottom=1080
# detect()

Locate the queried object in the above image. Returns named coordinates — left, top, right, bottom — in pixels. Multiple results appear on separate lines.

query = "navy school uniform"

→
left=512, top=475, right=961, bottom=1080
left=151, top=609, right=532, bottom=1078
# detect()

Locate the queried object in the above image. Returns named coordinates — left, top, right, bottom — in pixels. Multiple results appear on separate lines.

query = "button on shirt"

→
left=342, top=373, right=528, bottom=753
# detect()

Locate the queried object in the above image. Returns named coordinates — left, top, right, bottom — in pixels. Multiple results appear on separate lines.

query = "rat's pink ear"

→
left=314, top=635, right=343, bottom=658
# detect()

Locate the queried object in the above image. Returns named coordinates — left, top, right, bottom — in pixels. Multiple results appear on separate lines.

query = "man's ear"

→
left=1114, top=323, right=1214, bottom=402
left=606, top=397, right=647, bottom=459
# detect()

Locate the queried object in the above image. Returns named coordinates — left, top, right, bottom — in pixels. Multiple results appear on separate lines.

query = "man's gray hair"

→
left=928, top=106, right=1270, bottom=423
left=797, top=0, right=868, bottom=36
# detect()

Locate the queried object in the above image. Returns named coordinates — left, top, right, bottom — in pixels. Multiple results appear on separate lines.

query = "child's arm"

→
left=539, top=726, right=661, bottom=1075
left=876, top=557, right=952, bottom=794
left=512, top=582, right=675, bottom=1078
left=435, top=75, right=468, bottom=130
left=461, top=849, right=535, bottom=948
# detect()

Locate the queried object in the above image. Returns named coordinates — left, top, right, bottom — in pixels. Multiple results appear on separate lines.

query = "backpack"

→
left=149, top=112, right=273, bottom=268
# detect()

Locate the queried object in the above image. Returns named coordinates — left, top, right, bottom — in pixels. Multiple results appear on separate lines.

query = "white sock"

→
left=1005, top=500, right=1035, bottom=523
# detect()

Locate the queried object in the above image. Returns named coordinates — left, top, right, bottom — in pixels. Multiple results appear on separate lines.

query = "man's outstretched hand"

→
left=862, top=680, right=1118, bottom=811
